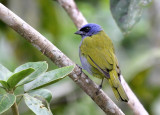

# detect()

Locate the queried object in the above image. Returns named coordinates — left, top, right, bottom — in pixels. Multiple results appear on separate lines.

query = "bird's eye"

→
left=80, top=26, right=91, bottom=33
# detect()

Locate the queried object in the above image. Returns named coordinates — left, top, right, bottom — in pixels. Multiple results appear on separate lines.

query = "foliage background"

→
left=0, top=0, right=160, bottom=115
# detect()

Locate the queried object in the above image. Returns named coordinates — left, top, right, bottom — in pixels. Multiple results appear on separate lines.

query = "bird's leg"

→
left=96, top=78, right=104, bottom=95
left=76, top=64, right=83, bottom=76
left=99, top=78, right=104, bottom=89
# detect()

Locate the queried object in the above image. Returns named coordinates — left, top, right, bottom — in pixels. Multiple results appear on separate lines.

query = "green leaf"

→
left=28, top=89, right=52, bottom=103
left=0, top=64, right=12, bottom=81
left=7, top=68, right=34, bottom=88
left=110, top=0, right=151, bottom=33
left=0, top=93, right=16, bottom=114
left=24, top=94, right=53, bottom=115
left=14, top=61, right=48, bottom=86
left=0, top=80, right=9, bottom=89
left=0, top=87, right=6, bottom=94
left=24, top=65, right=74, bottom=91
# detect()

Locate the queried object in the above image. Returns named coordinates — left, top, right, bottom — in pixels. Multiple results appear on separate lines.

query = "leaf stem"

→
left=11, top=102, right=19, bottom=115
left=8, top=89, right=19, bottom=115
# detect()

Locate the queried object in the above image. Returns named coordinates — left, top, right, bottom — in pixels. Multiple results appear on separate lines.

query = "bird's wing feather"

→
left=87, top=55, right=110, bottom=78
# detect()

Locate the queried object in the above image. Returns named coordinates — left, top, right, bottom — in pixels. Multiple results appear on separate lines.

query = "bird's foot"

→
left=98, top=84, right=102, bottom=89
left=76, top=64, right=83, bottom=76
left=96, top=86, right=101, bottom=95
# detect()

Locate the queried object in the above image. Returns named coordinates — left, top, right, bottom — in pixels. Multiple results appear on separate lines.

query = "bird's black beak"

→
left=74, top=30, right=84, bottom=35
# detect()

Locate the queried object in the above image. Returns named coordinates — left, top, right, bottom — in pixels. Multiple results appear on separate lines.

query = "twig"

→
left=57, top=0, right=149, bottom=115
left=0, top=3, right=124, bottom=115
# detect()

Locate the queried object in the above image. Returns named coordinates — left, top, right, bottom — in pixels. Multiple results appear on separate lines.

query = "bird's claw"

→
left=98, top=84, right=102, bottom=89
left=96, top=87, right=101, bottom=95
left=96, top=85, right=102, bottom=95
left=76, top=64, right=83, bottom=76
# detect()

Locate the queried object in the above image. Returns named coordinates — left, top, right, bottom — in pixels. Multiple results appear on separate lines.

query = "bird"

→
left=75, top=23, right=129, bottom=102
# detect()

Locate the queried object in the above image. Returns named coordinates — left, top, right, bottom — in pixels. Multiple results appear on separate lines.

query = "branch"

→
left=57, top=0, right=149, bottom=115
left=57, top=0, right=87, bottom=29
left=0, top=3, right=124, bottom=115
left=120, top=76, right=148, bottom=115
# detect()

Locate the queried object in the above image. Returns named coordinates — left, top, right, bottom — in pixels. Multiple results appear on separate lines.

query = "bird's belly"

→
left=79, top=54, right=104, bottom=79
left=79, top=54, right=93, bottom=75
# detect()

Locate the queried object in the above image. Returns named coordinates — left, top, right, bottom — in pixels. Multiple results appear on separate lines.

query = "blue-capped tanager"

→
left=75, top=23, right=128, bottom=102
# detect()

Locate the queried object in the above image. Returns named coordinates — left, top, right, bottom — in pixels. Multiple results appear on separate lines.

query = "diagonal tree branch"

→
left=56, top=0, right=149, bottom=115
left=57, top=0, right=88, bottom=29
left=0, top=3, right=124, bottom=115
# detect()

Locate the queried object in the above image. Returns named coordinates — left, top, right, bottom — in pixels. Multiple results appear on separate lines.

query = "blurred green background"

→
left=0, top=0, right=160, bottom=115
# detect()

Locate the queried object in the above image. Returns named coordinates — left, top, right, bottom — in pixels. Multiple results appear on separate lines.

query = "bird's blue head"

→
left=75, top=23, right=102, bottom=38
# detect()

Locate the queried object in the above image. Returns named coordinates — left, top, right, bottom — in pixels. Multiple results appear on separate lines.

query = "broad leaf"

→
left=0, top=93, right=16, bottom=114
left=0, top=64, right=12, bottom=81
left=28, top=89, right=52, bottom=103
left=0, top=80, right=9, bottom=89
left=7, top=68, right=34, bottom=88
left=110, top=0, right=151, bottom=33
left=24, top=65, right=74, bottom=91
left=0, top=88, right=6, bottom=94
left=24, top=94, right=53, bottom=115
left=14, top=61, right=48, bottom=86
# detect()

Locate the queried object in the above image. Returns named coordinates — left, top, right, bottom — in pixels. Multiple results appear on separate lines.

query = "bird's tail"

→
left=108, top=70, right=129, bottom=102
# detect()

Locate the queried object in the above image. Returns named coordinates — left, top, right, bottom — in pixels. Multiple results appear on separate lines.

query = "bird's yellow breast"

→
left=80, top=30, right=114, bottom=54
left=80, top=30, right=116, bottom=72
